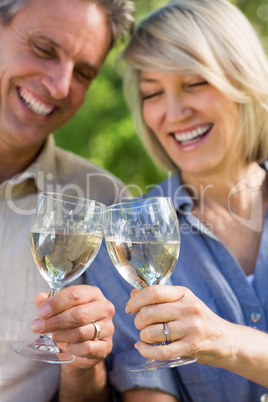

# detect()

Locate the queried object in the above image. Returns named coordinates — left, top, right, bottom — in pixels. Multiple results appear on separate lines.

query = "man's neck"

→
left=0, top=144, right=44, bottom=184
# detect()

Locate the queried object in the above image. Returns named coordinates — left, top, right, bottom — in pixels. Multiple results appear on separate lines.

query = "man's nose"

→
left=40, top=62, right=73, bottom=99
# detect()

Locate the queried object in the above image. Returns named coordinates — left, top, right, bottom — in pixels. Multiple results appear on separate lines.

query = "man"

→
left=0, top=0, right=134, bottom=401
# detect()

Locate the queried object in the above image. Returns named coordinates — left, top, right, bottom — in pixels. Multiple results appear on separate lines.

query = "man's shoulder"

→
left=54, top=146, right=129, bottom=205
left=55, top=146, right=108, bottom=174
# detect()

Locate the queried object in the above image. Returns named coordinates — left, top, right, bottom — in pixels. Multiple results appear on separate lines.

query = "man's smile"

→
left=17, top=87, right=55, bottom=117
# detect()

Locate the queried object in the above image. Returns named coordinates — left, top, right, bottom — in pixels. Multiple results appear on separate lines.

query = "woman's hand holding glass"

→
left=126, top=284, right=238, bottom=369
left=104, top=196, right=196, bottom=371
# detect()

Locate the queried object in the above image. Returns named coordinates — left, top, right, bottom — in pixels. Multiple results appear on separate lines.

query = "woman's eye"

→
left=142, top=91, right=163, bottom=101
left=187, top=81, right=207, bottom=88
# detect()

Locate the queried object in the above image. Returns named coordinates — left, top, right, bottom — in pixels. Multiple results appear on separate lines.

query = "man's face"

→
left=0, top=0, right=111, bottom=152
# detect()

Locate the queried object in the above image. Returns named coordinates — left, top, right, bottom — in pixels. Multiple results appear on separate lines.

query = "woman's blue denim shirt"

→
left=87, top=168, right=268, bottom=402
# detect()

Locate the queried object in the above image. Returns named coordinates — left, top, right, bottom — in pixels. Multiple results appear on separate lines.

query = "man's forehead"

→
left=12, top=0, right=110, bottom=41
left=1, top=0, right=111, bottom=70
left=16, top=0, right=105, bottom=22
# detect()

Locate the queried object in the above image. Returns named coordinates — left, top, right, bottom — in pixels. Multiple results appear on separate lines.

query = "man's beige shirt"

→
left=0, top=135, right=128, bottom=402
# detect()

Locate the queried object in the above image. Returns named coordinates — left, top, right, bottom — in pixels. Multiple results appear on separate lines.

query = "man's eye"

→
left=75, top=69, right=93, bottom=83
left=33, top=43, right=53, bottom=57
left=77, top=71, right=90, bottom=79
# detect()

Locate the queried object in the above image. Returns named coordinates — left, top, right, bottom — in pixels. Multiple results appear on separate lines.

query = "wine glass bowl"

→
left=30, top=193, right=104, bottom=290
left=105, top=197, right=180, bottom=289
left=12, top=192, right=104, bottom=364
left=104, top=197, right=196, bottom=371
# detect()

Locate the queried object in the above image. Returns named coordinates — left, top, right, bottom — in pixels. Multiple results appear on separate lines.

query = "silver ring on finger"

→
left=91, top=321, right=101, bottom=340
left=163, top=322, right=170, bottom=342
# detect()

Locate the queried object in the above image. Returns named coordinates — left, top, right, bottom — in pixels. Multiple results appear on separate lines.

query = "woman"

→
left=103, top=0, right=268, bottom=401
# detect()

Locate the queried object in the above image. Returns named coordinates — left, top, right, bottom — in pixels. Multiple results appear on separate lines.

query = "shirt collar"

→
left=146, top=172, right=194, bottom=212
left=0, top=134, right=58, bottom=199
left=30, top=134, right=58, bottom=192
left=146, top=161, right=268, bottom=214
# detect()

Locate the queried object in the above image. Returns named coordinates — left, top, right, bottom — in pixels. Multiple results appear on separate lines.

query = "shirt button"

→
left=250, top=312, right=261, bottom=323
left=260, top=394, right=268, bottom=402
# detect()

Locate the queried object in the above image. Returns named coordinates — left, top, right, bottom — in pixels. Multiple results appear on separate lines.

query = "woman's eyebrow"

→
left=139, top=78, right=158, bottom=83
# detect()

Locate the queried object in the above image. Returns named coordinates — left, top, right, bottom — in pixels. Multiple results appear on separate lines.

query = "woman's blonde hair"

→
left=122, top=0, right=268, bottom=172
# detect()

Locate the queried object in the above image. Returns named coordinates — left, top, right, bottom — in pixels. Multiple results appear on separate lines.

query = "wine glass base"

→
left=130, top=356, right=196, bottom=372
left=12, top=339, right=75, bottom=364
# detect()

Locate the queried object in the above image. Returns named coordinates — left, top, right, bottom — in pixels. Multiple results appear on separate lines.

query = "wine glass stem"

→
left=43, top=287, right=61, bottom=342
left=49, top=286, right=61, bottom=297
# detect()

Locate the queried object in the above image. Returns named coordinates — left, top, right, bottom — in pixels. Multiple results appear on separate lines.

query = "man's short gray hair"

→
left=0, top=0, right=135, bottom=46
left=0, top=0, right=26, bottom=23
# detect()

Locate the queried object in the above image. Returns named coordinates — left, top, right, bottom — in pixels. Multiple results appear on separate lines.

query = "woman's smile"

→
left=171, top=123, right=213, bottom=147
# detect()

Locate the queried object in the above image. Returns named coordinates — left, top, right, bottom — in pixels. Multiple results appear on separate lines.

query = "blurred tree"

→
left=55, top=0, right=267, bottom=195
left=237, top=0, right=268, bottom=52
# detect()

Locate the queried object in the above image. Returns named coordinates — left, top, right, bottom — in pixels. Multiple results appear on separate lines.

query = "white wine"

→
left=106, top=239, right=180, bottom=289
left=31, top=230, right=103, bottom=286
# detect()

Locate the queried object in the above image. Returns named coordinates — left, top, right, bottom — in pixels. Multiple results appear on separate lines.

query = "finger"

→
left=52, top=318, right=114, bottom=344
left=32, top=298, right=114, bottom=334
left=34, top=292, right=49, bottom=309
left=66, top=337, right=113, bottom=361
left=126, top=285, right=187, bottom=315
left=139, top=321, right=183, bottom=344
left=37, top=285, right=106, bottom=319
left=134, top=340, right=194, bottom=361
left=134, top=302, right=180, bottom=331
left=130, top=289, right=139, bottom=297
left=55, top=337, right=113, bottom=367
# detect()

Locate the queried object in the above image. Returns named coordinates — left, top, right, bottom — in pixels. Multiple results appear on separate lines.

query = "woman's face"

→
left=139, top=71, right=240, bottom=178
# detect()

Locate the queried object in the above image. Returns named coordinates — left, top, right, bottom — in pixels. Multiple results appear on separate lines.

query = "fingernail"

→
left=125, top=305, right=131, bottom=314
left=38, top=305, right=51, bottom=318
left=31, top=319, right=44, bottom=332
left=134, top=342, right=140, bottom=350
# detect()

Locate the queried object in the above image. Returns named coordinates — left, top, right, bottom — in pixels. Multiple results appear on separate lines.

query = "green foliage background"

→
left=55, top=0, right=268, bottom=196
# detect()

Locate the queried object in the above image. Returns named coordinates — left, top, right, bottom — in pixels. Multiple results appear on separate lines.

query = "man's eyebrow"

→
left=80, top=62, right=98, bottom=77
left=32, top=34, right=61, bottom=49
left=32, top=35, right=98, bottom=76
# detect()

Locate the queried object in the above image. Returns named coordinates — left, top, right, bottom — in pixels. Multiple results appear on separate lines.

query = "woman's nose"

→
left=165, top=94, right=193, bottom=123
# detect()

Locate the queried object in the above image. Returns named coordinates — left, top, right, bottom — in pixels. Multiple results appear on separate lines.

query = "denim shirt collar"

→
left=146, top=172, right=194, bottom=213
left=147, top=160, right=268, bottom=210
left=145, top=162, right=268, bottom=240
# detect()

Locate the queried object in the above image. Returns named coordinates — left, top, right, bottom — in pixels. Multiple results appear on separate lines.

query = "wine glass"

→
left=12, top=192, right=104, bottom=364
left=104, top=197, right=196, bottom=371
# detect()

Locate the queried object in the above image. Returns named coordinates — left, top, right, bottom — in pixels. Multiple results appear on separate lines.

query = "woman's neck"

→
left=181, top=162, right=266, bottom=212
